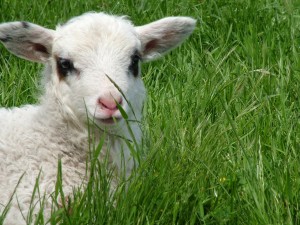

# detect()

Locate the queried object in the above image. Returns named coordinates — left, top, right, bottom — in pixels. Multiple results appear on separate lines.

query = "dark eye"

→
left=129, top=53, right=141, bottom=77
left=57, top=57, right=74, bottom=77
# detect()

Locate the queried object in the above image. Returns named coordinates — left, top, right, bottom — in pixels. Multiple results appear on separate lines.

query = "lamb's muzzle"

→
left=96, top=94, right=123, bottom=123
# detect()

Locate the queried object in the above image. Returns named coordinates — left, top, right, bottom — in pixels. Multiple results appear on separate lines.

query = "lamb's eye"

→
left=57, top=58, right=74, bottom=77
left=132, top=54, right=140, bottom=64
left=129, top=53, right=141, bottom=77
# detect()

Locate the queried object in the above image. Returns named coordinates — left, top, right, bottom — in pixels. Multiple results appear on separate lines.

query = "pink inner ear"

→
left=143, top=30, right=182, bottom=56
left=144, top=39, right=159, bottom=54
left=32, top=43, right=49, bottom=54
left=8, top=42, right=50, bottom=62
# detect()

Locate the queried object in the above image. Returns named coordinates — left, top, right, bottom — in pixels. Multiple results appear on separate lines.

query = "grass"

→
left=1, top=0, right=300, bottom=224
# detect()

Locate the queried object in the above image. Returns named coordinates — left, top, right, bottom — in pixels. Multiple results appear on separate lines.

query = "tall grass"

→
left=1, top=0, right=300, bottom=224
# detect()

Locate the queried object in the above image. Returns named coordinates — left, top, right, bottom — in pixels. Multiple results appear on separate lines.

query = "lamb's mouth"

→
left=99, top=116, right=122, bottom=125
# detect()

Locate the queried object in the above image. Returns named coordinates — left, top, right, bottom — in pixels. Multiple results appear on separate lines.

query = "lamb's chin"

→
left=87, top=114, right=123, bottom=127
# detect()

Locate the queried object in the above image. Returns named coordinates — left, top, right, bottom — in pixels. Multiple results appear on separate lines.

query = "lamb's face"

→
left=51, top=14, right=146, bottom=126
left=0, top=12, right=196, bottom=128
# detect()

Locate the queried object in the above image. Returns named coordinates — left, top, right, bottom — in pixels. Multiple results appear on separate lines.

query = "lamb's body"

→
left=0, top=105, right=88, bottom=223
left=0, top=76, right=132, bottom=224
left=0, top=74, right=131, bottom=223
left=0, top=12, right=195, bottom=224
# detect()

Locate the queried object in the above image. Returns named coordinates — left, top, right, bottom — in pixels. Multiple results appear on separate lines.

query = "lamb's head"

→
left=0, top=13, right=196, bottom=128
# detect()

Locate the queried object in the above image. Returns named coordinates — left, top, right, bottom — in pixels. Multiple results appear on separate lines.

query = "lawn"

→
left=1, top=0, right=300, bottom=224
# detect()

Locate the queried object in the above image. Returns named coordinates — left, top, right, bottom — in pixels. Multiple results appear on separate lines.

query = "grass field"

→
left=1, top=0, right=300, bottom=224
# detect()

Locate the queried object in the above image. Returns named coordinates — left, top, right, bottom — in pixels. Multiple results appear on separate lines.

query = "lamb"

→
left=0, top=12, right=196, bottom=224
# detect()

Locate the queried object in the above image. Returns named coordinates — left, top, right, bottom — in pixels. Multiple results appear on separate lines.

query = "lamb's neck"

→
left=36, top=94, right=89, bottom=150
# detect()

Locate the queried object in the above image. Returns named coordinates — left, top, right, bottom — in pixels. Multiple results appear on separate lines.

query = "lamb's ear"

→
left=135, top=17, right=196, bottom=61
left=0, top=21, right=54, bottom=63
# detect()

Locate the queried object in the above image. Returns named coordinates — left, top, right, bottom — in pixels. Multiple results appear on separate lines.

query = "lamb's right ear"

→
left=136, top=17, right=196, bottom=61
left=0, top=21, right=54, bottom=63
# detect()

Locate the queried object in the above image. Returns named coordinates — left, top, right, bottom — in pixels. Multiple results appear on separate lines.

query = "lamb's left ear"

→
left=0, top=21, right=54, bottom=63
left=135, top=17, right=196, bottom=61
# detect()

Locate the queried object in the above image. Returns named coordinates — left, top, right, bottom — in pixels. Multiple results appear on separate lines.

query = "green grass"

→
left=1, top=0, right=300, bottom=224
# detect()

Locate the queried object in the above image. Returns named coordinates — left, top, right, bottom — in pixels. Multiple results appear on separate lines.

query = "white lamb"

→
left=0, top=12, right=195, bottom=224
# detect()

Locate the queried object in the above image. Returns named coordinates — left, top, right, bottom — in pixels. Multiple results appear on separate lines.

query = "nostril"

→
left=98, top=97, right=122, bottom=111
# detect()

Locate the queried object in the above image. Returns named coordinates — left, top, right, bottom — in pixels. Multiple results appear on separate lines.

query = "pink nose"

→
left=98, top=96, right=122, bottom=112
